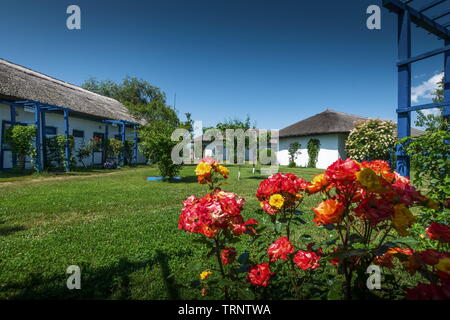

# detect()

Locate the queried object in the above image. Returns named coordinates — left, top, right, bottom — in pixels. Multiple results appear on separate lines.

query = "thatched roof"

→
left=0, top=59, right=137, bottom=122
left=279, top=109, right=423, bottom=138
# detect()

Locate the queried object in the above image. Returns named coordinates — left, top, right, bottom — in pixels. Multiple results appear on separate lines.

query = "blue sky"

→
left=0, top=0, right=447, bottom=129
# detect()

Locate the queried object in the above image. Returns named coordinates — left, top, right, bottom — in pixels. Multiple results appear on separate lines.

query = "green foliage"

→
left=288, top=142, right=301, bottom=168
left=401, top=111, right=449, bottom=226
left=345, top=119, right=396, bottom=162
left=139, top=122, right=181, bottom=179
left=76, top=142, right=93, bottom=167
left=307, top=139, right=320, bottom=168
left=5, top=125, right=37, bottom=169
left=123, top=140, right=135, bottom=165
left=105, top=138, right=123, bottom=161
left=44, top=135, right=76, bottom=170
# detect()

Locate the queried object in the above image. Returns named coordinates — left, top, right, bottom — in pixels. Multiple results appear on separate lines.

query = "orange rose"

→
left=307, top=174, right=330, bottom=194
left=312, top=199, right=345, bottom=226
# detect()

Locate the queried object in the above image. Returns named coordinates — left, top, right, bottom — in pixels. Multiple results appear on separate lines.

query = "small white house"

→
left=0, top=59, right=146, bottom=170
left=277, top=109, right=423, bottom=169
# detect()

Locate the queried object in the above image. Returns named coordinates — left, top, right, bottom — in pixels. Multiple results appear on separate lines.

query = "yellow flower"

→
left=216, top=165, right=229, bottom=178
left=200, top=271, right=212, bottom=280
left=195, top=162, right=212, bottom=176
left=436, top=258, right=450, bottom=275
left=356, top=168, right=386, bottom=193
left=392, top=204, right=416, bottom=236
left=269, top=194, right=284, bottom=209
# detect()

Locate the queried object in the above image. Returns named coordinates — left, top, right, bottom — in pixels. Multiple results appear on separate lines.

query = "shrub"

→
left=5, top=125, right=36, bottom=169
left=288, top=142, right=300, bottom=168
left=139, top=122, right=181, bottom=179
left=105, top=138, right=123, bottom=162
left=345, top=119, right=396, bottom=162
left=307, top=139, right=320, bottom=168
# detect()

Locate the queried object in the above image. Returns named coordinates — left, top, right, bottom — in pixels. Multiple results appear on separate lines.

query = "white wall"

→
left=277, top=134, right=347, bottom=169
left=0, top=103, right=146, bottom=169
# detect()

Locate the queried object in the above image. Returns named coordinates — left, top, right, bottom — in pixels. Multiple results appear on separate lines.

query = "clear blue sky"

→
left=0, top=0, right=447, bottom=129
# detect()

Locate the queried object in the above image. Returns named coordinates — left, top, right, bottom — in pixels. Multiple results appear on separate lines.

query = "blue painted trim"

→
left=396, top=10, right=412, bottom=177
left=41, top=110, right=47, bottom=167
left=64, top=109, right=70, bottom=172
left=133, top=125, right=138, bottom=165
left=34, top=102, right=42, bottom=172
left=445, top=39, right=450, bottom=118
left=397, top=45, right=450, bottom=66
left=397, top=101, right=450, bottom=113
left=9, top=105, right=17, bottom=168
left=383, top=0, right=450, bottom=39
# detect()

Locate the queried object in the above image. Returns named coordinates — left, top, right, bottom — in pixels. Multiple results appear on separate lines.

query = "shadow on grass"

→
left=3, top=249, right=190, bottom=300
left=0, top=225, right=26, bottom=236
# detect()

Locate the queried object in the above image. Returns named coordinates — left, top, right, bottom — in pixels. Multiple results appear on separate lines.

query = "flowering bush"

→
left=178, top=157, right=449, bottom=300
left=345, top=119, right=396, bottom=162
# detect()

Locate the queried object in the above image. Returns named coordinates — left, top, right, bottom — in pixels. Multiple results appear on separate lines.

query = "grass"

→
left=0, top=164, right=326, bottom=299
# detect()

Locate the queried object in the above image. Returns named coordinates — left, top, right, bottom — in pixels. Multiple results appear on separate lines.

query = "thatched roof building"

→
left=279, top=109, right=423, bottom=138
left=0, top=58, right=136, bottom=122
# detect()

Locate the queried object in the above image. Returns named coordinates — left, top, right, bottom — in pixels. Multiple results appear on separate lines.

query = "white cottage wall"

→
left=277, top=134, right=343, bottom=169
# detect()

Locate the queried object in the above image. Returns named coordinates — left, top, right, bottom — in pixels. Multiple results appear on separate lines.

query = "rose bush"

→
left=178, top=158, right=449, bottom=300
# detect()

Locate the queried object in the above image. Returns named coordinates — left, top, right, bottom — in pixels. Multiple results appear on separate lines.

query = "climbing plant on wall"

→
left=307, top=139, right=320, bottom=168
left=44, top=135, right=75, bottom=171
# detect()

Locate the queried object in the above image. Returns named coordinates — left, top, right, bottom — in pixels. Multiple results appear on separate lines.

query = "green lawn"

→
left=0, top=165, right=325, bottom=299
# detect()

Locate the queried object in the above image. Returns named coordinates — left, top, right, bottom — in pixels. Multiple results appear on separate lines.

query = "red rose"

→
left=405, top=282, right=450, bottom=300
left=267, top=237, right=295, bottom=262
left=354, top=196, right=394, bottom=226
left=247, top=263, right=274, bottom=287
left=426, top=222, right=450, bottom=243
left=221, top=247, right=237, bottom=265
left=417, top=249, right=450, bottom=266
left=293, top=250, right=320, bottom=271
left=325, top=159, right=360, bottom=183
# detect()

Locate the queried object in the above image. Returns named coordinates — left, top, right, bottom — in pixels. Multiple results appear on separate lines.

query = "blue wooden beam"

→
left=9, top=104, right=17, bottom=168
left=397, top=101, right=450, bottom=112
left=396, top=9, right=412, bottom=177
left=445, top=39, right=450, bottom=117
left=133, top=125, right=138, bottom=165
left=383, top=0, right=450, bottom=39
left=41, top=109, right=47, bottom=169
left=397, top=45, right=450, bottom=66
left=121, top=123, right=126, bottom=165
left=34, top=103, right=43, bottom=172
left=432, top=9, right=450, bottom=21
left=418, top=0, right=447, bottom=13
left=64, top=109, right=70, bottom=172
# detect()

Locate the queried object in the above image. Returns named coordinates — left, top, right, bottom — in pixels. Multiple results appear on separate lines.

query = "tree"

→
left=288, top=142, right=301, bottom=168
left=139, top=121, right=181, bottom=179
left=82, top=76, right=187, bottom=178
left=345, top=119, right=396, bottom=162
left=5, top=125, right=36, bottom=170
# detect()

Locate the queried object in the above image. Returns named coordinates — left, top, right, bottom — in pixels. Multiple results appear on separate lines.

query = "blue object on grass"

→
left=147, top=177, right=182, bottom=181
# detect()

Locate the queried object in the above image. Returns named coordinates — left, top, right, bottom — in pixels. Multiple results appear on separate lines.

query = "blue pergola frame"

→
left=383, top=0, right=450, bottom=177
left=102, top=119, right=140, bottom=166
left=1, top=99, right=140, bottom=172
